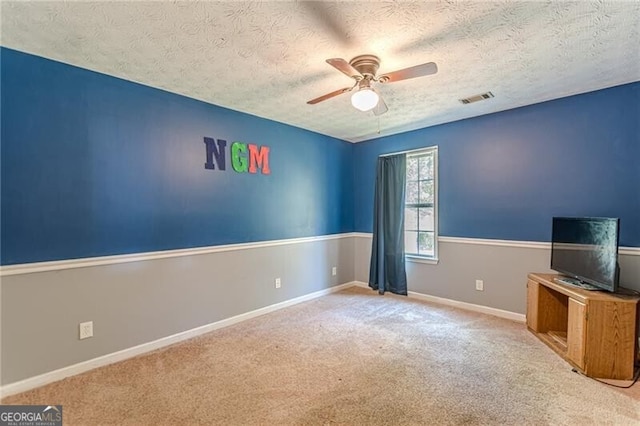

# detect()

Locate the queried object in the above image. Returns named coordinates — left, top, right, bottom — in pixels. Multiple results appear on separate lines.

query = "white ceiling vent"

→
left=459, top=92, right=494, bottom=104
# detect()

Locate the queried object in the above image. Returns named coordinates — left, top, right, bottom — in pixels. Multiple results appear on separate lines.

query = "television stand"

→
left=527, top=273, right=640, bottom=380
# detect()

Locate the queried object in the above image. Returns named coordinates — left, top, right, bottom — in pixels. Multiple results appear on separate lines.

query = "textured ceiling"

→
left=1, top=1, right=639, bottom=143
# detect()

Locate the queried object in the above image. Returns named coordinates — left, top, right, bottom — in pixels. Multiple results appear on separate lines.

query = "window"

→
left=405, top=147, right=438, bottom=259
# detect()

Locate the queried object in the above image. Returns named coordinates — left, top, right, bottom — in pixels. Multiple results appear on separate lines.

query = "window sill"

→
left=405, top=255, right=439, bottom=265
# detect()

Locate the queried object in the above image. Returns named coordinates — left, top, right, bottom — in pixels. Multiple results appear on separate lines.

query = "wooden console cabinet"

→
left=526, top=273, right=639, bottom=380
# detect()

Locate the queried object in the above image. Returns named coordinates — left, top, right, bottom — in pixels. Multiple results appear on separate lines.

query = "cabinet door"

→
left=567, top=299, right=587, bottom=369
left=526, top=280, right=539, bottom=331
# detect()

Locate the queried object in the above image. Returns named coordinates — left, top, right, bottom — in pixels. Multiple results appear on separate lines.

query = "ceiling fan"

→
left=307, top=55, right=438, bottom=115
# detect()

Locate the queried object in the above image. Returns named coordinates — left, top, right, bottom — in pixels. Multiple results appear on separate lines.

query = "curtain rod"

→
left=378, top=146, right=437, bottom=157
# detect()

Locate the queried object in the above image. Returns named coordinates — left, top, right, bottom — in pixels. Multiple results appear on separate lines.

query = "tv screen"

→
left=550, top=217, right=619, bottom=292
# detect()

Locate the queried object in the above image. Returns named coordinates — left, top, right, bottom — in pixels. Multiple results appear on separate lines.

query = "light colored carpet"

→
left=3, top=286, right=639, bottom=425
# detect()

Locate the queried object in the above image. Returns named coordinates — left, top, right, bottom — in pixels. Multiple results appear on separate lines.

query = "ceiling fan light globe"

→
left=351, top=88, right=379, bottom=112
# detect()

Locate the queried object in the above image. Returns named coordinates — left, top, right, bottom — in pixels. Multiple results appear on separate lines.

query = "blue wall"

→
left=3, top=48, right=638, bottom=266
left=1, top=48, right=354, bottom=265
left=354, top=82, right=640, bottom=247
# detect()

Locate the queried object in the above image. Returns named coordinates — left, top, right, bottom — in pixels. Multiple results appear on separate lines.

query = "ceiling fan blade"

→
left=373, top=93, right=388, bottom=116
left=378, top=62, right=438, bottom=83
left=326, top=58, right=362, bottom=80
left=307, top=87, right=352, bottom=105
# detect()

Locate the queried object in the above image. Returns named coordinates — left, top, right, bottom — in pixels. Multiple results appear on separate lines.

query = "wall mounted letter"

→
left=248, top=144, right=271, bottom=174
left=204, top=137, right=227, bottom=171
left=231, top=142, right=248, bottom=173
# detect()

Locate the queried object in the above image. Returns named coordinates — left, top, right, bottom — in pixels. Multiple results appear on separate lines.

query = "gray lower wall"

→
left=3, top=234, right=638, bottom=387
left=1, top=236, right=355, bottom=386
left=355, top=235, right=640, bottom=314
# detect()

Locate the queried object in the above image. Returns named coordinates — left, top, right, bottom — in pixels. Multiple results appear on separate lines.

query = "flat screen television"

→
left=550, top=217, right=619, bottom=292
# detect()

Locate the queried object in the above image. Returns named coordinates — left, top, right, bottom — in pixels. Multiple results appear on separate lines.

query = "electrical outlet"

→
left=275, top=278, right=281, bottom=289
left=332, top=266, right=337, bottom=276
left=79, top=321, right=93, bottom=340
left=475, top=280, right=484, bottom=291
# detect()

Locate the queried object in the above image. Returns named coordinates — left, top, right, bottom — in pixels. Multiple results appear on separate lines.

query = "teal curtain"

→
left=369, top=154, right=408, bottom=295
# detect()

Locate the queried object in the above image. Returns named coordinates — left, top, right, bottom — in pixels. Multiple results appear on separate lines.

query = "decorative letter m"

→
left=248, top=144, right=271, bottom=174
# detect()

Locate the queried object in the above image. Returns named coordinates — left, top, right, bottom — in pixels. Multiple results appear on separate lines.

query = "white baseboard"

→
left=1, top=280, right=524, bottom=397
left=0, top=282, right=356, bottom=398
left=352, top=281, right=525, bottom=323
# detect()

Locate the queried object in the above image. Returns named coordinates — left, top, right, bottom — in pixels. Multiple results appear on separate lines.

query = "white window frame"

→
left=403, top=146, right=439, bottom=264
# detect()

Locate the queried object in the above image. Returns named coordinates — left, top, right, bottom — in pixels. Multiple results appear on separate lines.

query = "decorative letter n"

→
left=204, top=137, right=227, bottom=170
